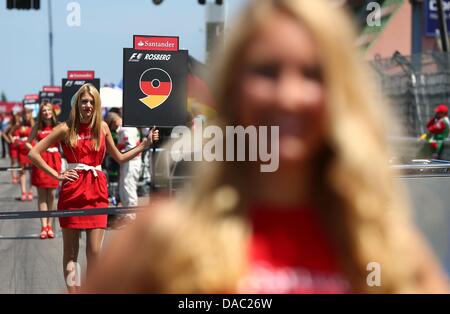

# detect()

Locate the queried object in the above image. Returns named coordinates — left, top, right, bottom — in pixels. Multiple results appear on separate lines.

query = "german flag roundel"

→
left=139, top=68, right=173, bottom=109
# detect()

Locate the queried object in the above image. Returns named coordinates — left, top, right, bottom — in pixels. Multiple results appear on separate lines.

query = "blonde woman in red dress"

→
left=26, top=102, right=62, bottom=239
left=3, top=113, right=22, bottom=184
left=28, top=83, right=159, bottom=292
left=11, top=109, right=35, bottom=201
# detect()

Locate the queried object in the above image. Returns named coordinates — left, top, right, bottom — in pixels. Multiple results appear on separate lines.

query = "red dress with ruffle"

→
left=239, top=204, right=351, bottom=294
left=17, top=126, right=32, bottom=166
left=57, top=123, right=108, bottom=229
left=31, top=125, right=62, bottom=188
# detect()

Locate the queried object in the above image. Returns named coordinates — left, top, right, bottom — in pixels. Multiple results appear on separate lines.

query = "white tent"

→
left=100, top=87, right=122, bottom=108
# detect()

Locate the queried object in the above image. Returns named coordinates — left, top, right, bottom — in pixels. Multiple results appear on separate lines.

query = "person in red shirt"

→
left=26, top=102, right=62, bottom=239
left=419, top=104, right=450, bottom=159
left=3, top=113, right=22, bottom=184
left=11, top=109, right=34, bottom=201
left=28, top=84, right=159, bottom=293
left=85, top=0, right=448, bottom=293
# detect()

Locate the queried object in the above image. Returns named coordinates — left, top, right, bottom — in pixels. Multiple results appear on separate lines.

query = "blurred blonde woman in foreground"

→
left=86, top=0, right=448, bottom=293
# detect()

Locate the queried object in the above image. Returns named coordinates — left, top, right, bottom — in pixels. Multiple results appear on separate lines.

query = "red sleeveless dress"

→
left=238, top=204, right=350, bottom=294
left=17, top=126, right=32, bottom=166
left=57, top=123, right=108, bottom=229
left=9, top=128, right=19, bottom=159
left=31, top=125, right=62, bottom=188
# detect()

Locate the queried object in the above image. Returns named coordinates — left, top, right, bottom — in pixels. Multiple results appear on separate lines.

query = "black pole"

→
left=47, top=0, right=54, bottom=85
left=437, top=0, right=449, bottom=52
left=411, top=0, right=422, bottom=54
left=151, top=145, right=156, bottom=192
left=150, top=128, right=161, bottom=194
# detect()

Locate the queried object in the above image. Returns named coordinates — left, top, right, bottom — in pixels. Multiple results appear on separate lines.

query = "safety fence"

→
left=371, top=52, right=450, bottom=136
left=0, top=205, right=144, bottom=221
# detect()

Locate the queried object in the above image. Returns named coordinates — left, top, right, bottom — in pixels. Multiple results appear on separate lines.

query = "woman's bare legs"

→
left=62, top=228, right=81, bottom=293
left=37, top=188, right=48, bottom=228
left=11, top=157, right=17, bottom=183
left=47, top=188, right=56, bottom=230
left=19, top=168, right=26, bottom=195
left=85, top=228, right=105, bottom=279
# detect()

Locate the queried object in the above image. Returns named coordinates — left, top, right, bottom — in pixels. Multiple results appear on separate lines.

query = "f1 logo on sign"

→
left=122, top=34, right=188, bottom=128
left=122, top=48, right=187, bottom=127
left=129, top=53, right=171, bottom=62
left=129, top=53, right=143, bottom=62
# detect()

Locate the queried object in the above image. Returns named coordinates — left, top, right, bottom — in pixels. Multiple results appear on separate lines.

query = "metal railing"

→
left=372, top=52, right=450, bottom=136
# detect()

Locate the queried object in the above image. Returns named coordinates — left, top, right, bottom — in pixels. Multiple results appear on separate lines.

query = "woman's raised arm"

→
left=102, top=121, right=159, bottom=164
left=28, top=123, right=69, bottom=181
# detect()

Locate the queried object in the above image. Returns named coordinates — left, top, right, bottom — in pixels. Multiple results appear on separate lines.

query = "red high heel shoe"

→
left=21, top=193, right=27, bottom=201
left=27, top=192, right=33, bottom=201
left=46, top=226, right=55, bottom=239
left=40, top=227, right=48, bottom=239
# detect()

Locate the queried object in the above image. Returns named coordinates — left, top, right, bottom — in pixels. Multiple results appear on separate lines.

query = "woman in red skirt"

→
left=28, top=83, right=159, bottom=292
left=26, top=102, right=61, bottom=239
left=3, top=113, right=22, bottom=184
left=11, top=109, right=35, bottom=201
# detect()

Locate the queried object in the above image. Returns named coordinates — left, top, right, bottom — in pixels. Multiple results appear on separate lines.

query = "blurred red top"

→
left=240, top=204, right=350, bottom=294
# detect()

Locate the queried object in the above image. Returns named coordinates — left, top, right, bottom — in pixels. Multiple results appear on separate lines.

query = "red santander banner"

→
left=67, top=71, right=95, bottom=80
left=133, top=35, right=179, bottom=51
left=24, top=94, right=39, bottom=101
left=43, top=86, right=62, bottom=93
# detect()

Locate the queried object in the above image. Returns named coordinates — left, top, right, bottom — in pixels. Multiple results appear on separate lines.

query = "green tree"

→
left=0, top=91, right=7, bottom=102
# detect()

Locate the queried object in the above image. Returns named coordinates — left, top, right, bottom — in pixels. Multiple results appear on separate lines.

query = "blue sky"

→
left=0, top=0, right=247, bottom=101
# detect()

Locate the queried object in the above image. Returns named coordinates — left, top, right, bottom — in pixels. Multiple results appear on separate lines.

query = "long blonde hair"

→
left=65, top=83, right=102, bottom=150
left=22, top=109, right=35, bottom=128
left=37, top=102, right=57, bottom=131
left=141, top=0, right=429, bottom=293
left=12, top=112, right=22, bottom=127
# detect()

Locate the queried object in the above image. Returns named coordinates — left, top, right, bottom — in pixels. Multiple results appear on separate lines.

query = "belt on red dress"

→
left=46, top=147, right=59, bottom=153
left=66, top=163, right=102, bottom=177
